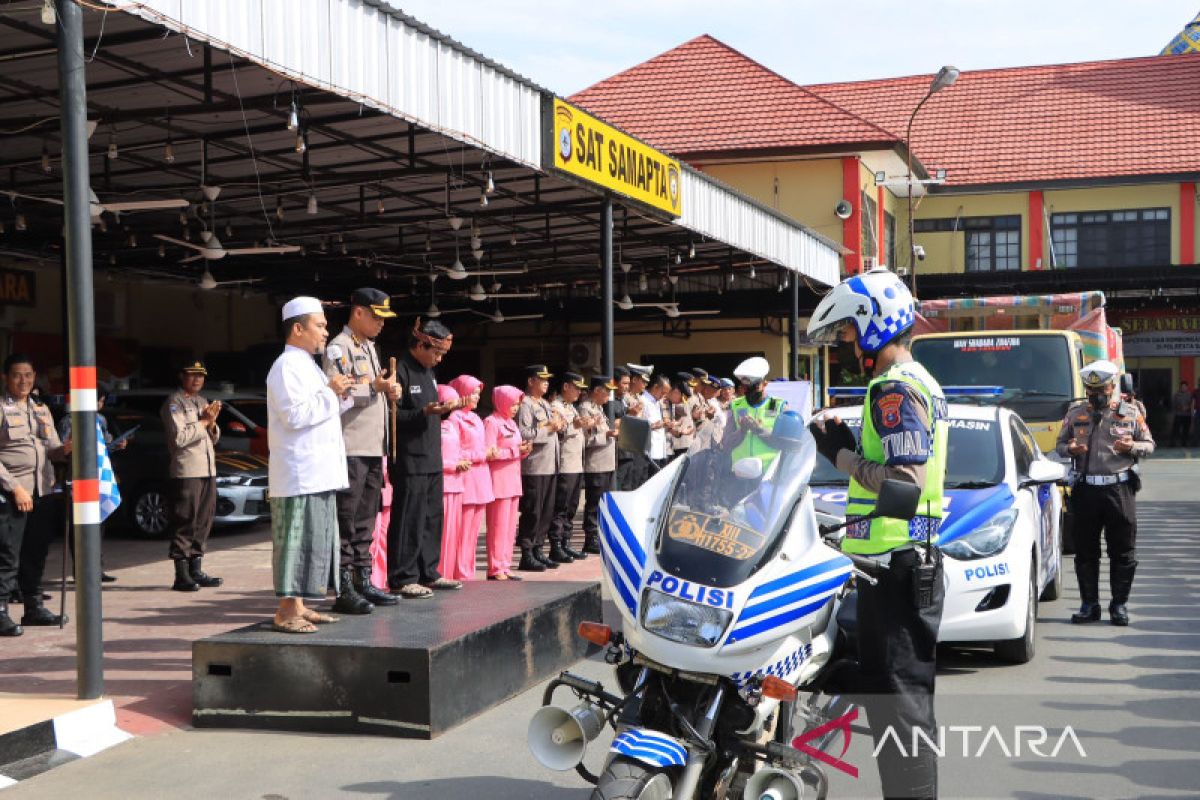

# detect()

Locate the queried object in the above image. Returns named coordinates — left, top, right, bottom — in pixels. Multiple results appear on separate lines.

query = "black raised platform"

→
left=192, top=580, right=601, bottom=739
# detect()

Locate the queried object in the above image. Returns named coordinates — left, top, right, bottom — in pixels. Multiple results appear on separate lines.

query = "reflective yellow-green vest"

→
left=730, top=395, right=786, bottom=468
left=843, top=362, right=947, bottom=556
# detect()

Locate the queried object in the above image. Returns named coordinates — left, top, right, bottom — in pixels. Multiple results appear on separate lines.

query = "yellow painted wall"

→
left=906, top=193, right=1028, bottom=275
left=1044, top=184, right=1184, bottom=264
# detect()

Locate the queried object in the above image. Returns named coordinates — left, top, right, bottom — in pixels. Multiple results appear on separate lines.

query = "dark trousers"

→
left=168, top=477, right=216, bottom=561
left=582, top=472, right=612, bottom=542
left=1072, top=482, right=1137, bottom=604
left=549, top=472, right=583, bottom=546
left=386, top=470, right=443, bottom=587
left=1170, top=415, right=1191, bottom=447
left=18, top=494, right=61, bottom=597
left=336, top=456, right=383, bottom=569
left=517, top=474, right=556, bottom=550
left=615, top=457, right=638, bottom=490
left=856, top=548, right=945, bottom=800
left=0, top=497, right=28, bottom=599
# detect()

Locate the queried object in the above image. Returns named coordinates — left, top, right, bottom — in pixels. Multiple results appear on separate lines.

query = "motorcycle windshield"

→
left=655, top=435, right=817, bottom=588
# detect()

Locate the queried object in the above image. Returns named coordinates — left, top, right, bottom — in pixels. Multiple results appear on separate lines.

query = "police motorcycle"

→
left=527, top=411, right=923, bottom=799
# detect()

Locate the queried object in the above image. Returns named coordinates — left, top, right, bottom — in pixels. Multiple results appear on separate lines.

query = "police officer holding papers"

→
left=1057, top=359, right=1154, bottom=626
left=806, top=268, right=947, bottom=800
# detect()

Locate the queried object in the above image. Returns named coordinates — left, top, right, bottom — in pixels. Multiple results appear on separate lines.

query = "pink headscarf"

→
left=449, top=374, right=484, bottom=400
left=437, top=384, right=460, bottom=405
left=492, top=385, right=524, bottom=417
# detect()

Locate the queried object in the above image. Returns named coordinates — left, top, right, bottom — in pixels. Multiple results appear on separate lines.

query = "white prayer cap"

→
left=281, top=296, right=323, bottom=320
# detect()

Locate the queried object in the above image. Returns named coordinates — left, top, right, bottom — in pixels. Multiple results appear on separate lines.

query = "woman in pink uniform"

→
left=448, top=374, right=494, bottom=581
left=437, top=384, right=472, bottom=581
left=484, top=385, right=530, bottom=581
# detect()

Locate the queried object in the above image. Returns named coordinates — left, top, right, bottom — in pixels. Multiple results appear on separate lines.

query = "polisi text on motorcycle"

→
left=645, top=570, right=736, bottom=609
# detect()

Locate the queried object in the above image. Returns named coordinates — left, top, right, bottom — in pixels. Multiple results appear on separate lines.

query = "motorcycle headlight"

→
left=940, top=508, right=1019, bottom=561
left=640, top=588, right=732, bottom=648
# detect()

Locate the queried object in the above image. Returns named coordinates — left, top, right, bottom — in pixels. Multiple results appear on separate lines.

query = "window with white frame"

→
left=1049, top=208, right=1170, bottom=268
left=964, top=215, right=1021, bottom=272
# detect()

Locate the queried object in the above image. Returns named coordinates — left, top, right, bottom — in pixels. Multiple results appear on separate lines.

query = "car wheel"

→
left=995, top=557, right=1037, bottom=664
left=131, top=487, right=171, bottom=538
left=1040, top=530, right=1063, bottom=602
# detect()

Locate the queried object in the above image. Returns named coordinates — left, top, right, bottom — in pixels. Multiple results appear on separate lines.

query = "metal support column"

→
left=57, top=0, right=103, bottom=699
left=601, top=197, right=614, bottom=378
left=789, top=274, right=800, bottom=380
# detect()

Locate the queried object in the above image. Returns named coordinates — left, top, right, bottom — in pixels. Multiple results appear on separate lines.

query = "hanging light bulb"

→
left=107, top=132, right=118, bottom=160
left=782, top=273, right=790, bottom=289
left=40, top=142, right=51, bottom=174
left=638, top=273, right=648, bottom=292
left=485, top=171, right=495, bottom=194
left=340, top=241, right=348, bottom=256
left=674, top=253, right=682, bottom=265
left=425, top=232, right=432, bottom=252
left=688, top=241, right=696, bottom=259
left=224, top=221, right=233, bottom=239
left=295, top=128, right=306, bottom=154
left=306, top=190, right=318, bottom=215
left=287, top=99, right=299, bottom=131
left=479, top=189, right=489, bottom=207
left=15, top=212, right=27, bottom=232
left=275, top=196, right=285, bottom=221
left=158, top=242, right=166, bottom=258
left=40, top=0, right=55, bottom=25
left=96, top=217, right=107, bottom=233
left=509, top=231, right=517, bottom=246
left=448, top=216, right=464, bottom=230
left=376, top=192, right=386, bottom=215
left=178, top=208, right=189, bottom=227
left=727, top=271, right=735, bottom=286
left=470, top=234, right=482, bottom=250
left=127, top=232, right=138, bottom=248
left=164, top=138, right=175, bottom=164
left=300, top=245, right=307, bottom=257
left=749, top=265, right=757, bottom=279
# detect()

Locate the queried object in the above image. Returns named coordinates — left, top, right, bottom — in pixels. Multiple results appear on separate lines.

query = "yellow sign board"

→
left=546, top=98, right=682, bottom=217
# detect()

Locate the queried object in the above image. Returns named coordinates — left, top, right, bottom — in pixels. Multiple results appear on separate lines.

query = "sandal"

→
left=423, top=578, right=463, bottom=591
left=503, top=573, right=522, bottom=582
left=272, top=616, right=318, bottom=634
left=397, top=584, right=434, bottom=599
left=302, top=611, right=340, bottom=624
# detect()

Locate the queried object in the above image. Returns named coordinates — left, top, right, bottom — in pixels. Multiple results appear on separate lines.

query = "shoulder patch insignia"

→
left=877, top=393, right=905, bottom=428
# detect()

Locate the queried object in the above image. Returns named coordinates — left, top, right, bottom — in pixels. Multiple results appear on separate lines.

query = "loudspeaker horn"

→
left=744, top=765, right=807, bottom=800
left=834, top=199, right=853, bottom=220
left=528, top=702, right=605, bottom=771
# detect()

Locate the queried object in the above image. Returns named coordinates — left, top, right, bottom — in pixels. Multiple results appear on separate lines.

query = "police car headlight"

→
left=640, top=588, right=732, bottom=648
left=940, top=509, right=1019, bottom=561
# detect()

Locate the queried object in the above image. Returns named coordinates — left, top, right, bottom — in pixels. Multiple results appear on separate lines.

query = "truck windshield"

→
left=912, top=335, right=1075, bottom=422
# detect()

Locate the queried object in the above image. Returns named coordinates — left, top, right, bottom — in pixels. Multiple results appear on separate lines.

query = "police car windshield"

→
left=655, top=435, right=819, bottom=588
left=809, top=412, right=1004, bottom=488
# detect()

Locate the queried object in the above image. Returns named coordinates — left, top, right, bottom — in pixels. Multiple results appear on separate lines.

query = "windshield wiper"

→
left=946, top=480, right=998, bottom=489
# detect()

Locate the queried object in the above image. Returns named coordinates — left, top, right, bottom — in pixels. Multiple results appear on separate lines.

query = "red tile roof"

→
left=569, top=35, right=899, bottom=158
left=573, top=37, right=1200, bottom=187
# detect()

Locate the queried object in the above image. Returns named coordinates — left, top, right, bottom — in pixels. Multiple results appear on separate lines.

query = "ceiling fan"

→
left=154, top=231, right=300, bottom=262
left=197, top=268, right=263, bottom=290
left=470, top=304, right=543, bottom=324
left=6, top=188, right=189, bottom=221
left=615, top=292, right=719, bottom=318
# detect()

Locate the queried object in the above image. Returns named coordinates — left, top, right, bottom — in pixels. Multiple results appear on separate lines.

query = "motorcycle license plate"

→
left=667, top=508, right=765, bottom=561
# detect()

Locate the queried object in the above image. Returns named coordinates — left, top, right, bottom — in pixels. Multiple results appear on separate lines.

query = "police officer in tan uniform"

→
left=548, top=372, right=589, bottom=564
left=0, top=354, right=70, bottom=634
left=1057, top=360, right=1155, bottom=626
left=161, top=361, right=223, bottom=592
left=517, top=365, right=564, bottom=571
left=323, top=288, right=402, bottom=614
left=580, top=376, right=618, bottom=554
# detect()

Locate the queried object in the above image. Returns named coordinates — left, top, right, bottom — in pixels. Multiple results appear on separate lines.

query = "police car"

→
left=811, top=401, right=1066, bottom=663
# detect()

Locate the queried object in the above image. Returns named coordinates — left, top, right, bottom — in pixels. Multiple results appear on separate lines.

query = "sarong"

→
left=271, top=491, right=339, bottom=599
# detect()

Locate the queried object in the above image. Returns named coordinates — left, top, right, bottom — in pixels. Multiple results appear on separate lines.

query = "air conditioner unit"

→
left=568, top=339, right=601, bottom=372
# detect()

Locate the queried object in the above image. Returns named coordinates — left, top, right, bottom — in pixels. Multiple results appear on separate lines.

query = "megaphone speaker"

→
left=743, top=765, right=807, bottom=800
left=834, top=200, right=853, bottom=220
left=528, top=702, right=605, bottom=771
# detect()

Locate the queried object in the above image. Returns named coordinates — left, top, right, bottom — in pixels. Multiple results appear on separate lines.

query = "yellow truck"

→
left=911, top=292, right=1123, bottom=453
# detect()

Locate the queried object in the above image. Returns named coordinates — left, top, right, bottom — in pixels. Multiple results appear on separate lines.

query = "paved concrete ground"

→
left=3, top=455, right=1197, bottom=799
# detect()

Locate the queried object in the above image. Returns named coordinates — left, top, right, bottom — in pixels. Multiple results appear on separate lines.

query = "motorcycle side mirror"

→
left=732, top=456, right=764, bottom=480
left=617, top=416, right=650, bottom=455
left=875, top=479, right=921, bottom=521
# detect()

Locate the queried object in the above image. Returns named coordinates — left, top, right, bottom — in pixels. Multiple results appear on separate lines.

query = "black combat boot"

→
left=172, top=559, right=199, bottom=592
left=582, top=535, right=601, bottom=555
left=0, top=601, right=22, bottom=637
left=517, top=548, right=546, bottom=572
left=1070, top=558, right=1101, bottom=624
left=561, top=539, right=587, bottom=560
left=332, top=568, right=373, bottom=615
left=188, top=556, right=223, bottom=588
left=548, top=542, right=574, bottom=564
left=533, top=546, right=560, bottom=569
left=1109, top=556, right=1137, bottom=627
left=354, top=566, right=398, bottom=606
left=21, top=594, right=67, bottom=626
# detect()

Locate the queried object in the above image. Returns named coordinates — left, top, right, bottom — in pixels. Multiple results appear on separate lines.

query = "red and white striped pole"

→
left=58, top=0, right=103, bottom=699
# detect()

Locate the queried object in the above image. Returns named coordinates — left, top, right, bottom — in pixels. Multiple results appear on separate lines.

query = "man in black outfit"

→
left=386, top=318, right=462, bottom=599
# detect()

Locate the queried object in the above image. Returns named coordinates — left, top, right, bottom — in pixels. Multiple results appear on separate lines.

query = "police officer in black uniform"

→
left=1057, top=360, right=1154, bottom=626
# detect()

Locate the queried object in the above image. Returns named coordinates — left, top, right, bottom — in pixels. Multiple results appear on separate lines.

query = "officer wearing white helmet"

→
left=720, top=357, right=788, bottom=472
left=1057, top=359, right=1154, bottom=627
left=805, top=267, right=946, bottom=800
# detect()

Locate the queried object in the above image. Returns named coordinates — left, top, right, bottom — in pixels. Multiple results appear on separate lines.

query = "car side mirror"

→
left=732, top=457, right=764, bottom=480
left=875, top=479, right=921, bottom=521
left=617, top=416, right=650, bottom=455
left=1119, top=373, right=1135, bottom=398
left=1022, top=459, right=1066, bottom=487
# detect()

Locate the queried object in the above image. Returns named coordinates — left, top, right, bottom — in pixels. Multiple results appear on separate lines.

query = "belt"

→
left=1082, top=471, right=1132, bottom=486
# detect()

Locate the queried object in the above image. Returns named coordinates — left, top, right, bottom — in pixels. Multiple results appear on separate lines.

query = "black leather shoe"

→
left=533, top=547, right=560, bottom=569
left=548, top=544, right=574, bottom=564
left=517, top=550, right=546, bottom=572
left=101, top=573, right=117, bottom=583
left=1109, top=602, right=1129, bottom=626
left=188, top=556, right=223, bottom=588
left=582, top=538, right=601, bottom=555
left=355, top=567, right=398, bottom=606
left=172, top=559, right=199, bottom=592
left=0, top=603, right=22, bottom=637
left=1071, top=602, right=1101, bottom=624
left=562, top=544, right=587, bottom=560
left=332, top=568, right=373, bottom=615
left=21, top=599, right=66, bottom=627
